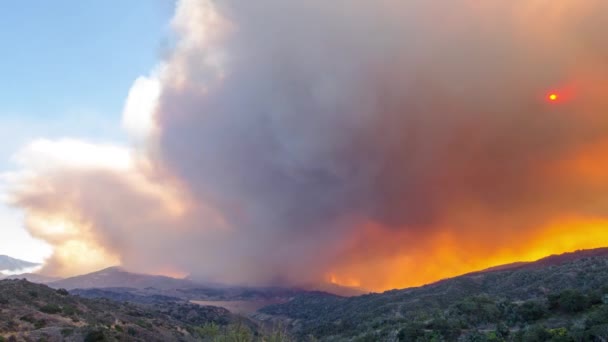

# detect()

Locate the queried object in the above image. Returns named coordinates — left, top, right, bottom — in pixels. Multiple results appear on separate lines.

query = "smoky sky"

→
left=9, top=0, right=608, bottom=289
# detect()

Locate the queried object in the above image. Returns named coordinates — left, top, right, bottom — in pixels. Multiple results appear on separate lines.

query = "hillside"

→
left=4, top=249, right=608, bottom=341
left=49, top=267, right=199, bottom=290
left=0, top=256, right=39, bottom=274
left=258, top=248, right=608, bottom=341
left=0, top=279, right=265, bottom=341
left=3, top=273, right=60, bottom=284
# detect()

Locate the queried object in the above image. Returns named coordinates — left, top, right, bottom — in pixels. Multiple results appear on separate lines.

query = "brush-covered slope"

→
left=49, top=266, right=198, bottom=290
left=258, top=248, right=608, bottom=341
left=0, top=279, right=251, bottom=341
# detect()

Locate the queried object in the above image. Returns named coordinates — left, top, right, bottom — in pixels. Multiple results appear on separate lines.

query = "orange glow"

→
left=150, top=266, right=189, bottom=279
left=548, top=93, right=558, bottom=101
left=327, top=218, right=608, bottom=292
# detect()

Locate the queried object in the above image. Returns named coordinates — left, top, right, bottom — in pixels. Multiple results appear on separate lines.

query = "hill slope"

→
left=49, top=267, right=198, bottom=290
left=0, top=279, right=257, bottom=341
left=0, top=255, right=39, bottom=274
left=258, top=248, right=608, bottom=341
left=3, top=273, right=61, bottom=284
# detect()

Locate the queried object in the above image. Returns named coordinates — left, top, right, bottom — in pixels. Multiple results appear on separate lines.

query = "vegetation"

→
left=0, top=279, right=302, bottom=341
left=3, top=250, right=608, bottom=341
left=0, top=279, right=255, bottom=341
left=259, top=253, right=608, bottom=341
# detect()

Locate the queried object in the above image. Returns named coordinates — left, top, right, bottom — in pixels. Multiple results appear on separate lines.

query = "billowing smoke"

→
left=6, top=0, right=608, bottom=290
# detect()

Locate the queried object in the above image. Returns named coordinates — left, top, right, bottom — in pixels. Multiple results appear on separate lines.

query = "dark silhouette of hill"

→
left=49, top=266, right=199, bottom=290
left=258, top=247, right=608, bottom=341
left=0, top=255, right=39, bottom=273
left=0, top=279, right=247, bottom=341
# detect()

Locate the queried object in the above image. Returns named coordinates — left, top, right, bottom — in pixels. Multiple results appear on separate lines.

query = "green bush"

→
left=56, top=288, right=69, bottom=296
left=34, top=319, right=47, bottom=329
left=127, top=327, right=137, bottom=336
left=522, top=325, right=551, bottom=342
left=548, top=290, right=590, bottom=313
left=398, top=322, right=425, bottom=341
left=516, top=301, right=547, bottom=322
left=39, top=304, right=62, bottom=314
left=584, top=323, right=608, bottom=341
left=427, top=318, right=461, bottom=340
left=84, top=330, right=106, bottom=342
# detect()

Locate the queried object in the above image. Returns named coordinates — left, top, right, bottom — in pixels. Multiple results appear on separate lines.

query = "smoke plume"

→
left=6, top=0, right=608, bottom=290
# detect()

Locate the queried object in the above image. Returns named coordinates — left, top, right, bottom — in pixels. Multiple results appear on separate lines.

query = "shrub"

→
left=127, top=327, right=137, bottom=336
left=196, top=322, right=220, bottom=337
left=56, top=288, right=69, bottom=296
left=516, top=301, right=547, bottom=322
left=20, top=314, right=35, bottom=323
left=39, top=304, right=62, bottom=314
left=84, top=330, right=106, bottom=342
left=548, top=290, right=590, bottom=313
left=427, top=318, right=461, bottom=340
left=585, top=324, right=608, bottom=341
left=522, top=325, right=551, bottom=342
left=62, top=305, right=78, bottom=316
left=34, top=319, right=47, bottom=329
left=398, top=322, right=425, bottom=341
left=61, top=328, right=74, bottom=337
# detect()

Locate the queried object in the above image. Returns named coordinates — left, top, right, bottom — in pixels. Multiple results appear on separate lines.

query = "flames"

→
left=326, top=217, right=608, bottom=292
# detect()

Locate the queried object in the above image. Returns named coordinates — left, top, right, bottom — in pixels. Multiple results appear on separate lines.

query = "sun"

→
left=548, top=93, right=559, bottom=101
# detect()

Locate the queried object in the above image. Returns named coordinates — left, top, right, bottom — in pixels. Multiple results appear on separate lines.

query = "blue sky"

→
left=0, top=1, right=175, bottom=262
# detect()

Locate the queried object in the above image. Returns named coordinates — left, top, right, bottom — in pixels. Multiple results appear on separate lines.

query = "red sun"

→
left=547, top=93, right=559, bottom=102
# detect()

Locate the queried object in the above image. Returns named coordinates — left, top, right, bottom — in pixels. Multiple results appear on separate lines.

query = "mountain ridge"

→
left=0, top=255, right=40, bottom=274
left=257, top=247, right=608, bottom=340
left=49, top=266, right=200, bottom=290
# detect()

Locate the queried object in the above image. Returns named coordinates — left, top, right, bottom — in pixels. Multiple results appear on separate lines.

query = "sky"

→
left=1, top=0, right=608, bottom=292
left=0, top=0, right=175, bottom=262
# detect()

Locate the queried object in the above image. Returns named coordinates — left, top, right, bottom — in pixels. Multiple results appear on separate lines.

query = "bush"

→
left=62, top=305, right=79, bottom=316
left=451, top=296, right=500, bottom=324
left=56, top=288, right=69, bottom=296
left=84, top=330, right=106, bottom=342
left=398, top=322, right=425, bottom=341
left=522, top=325, right=551, bottom=342
left=39, top=304, right=62, bottom=314
left=20, top=314, right=35, bottom=323
left=196, top=322, right=220, bottom=337
left=548, top=290, right=591, bottom=313
left=61, top=328, right=74, bottom=337
left=427, top=318, right=461, bottom=340
left=586, top=305, right=608, bottom=327
left=516, top=301, right=547, bottom=322
left=34, top=319, right=47, bottom=329
left=127, top=327, right=137, bottom=336
left=584, top=324, right=608, bottom=341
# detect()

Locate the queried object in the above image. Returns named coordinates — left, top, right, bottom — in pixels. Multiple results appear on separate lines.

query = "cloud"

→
left=5, top=0, right=608, bottom=290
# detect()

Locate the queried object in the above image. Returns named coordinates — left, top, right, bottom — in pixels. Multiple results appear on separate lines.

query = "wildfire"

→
left=326, top=217, right=608, bottom=292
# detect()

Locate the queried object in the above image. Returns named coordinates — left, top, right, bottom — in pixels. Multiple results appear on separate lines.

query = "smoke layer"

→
left=7, top=0, right=608, bottom=290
